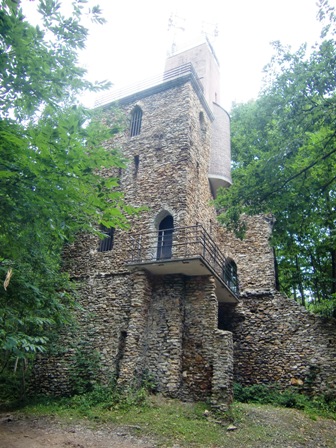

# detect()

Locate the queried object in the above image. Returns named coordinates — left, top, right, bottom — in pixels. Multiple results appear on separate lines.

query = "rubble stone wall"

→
left=32, top=273, right=133, bottom=394
left=117, top=270, right=151, bottom=387
left=144, top=275, right=185, bottom=397
left=181, top=276, right=218, bottom=400
left=215, top=215, right=276, bottom=294
left=212, top=330, right=234, bottom=410
left=219, top=292, right=336, bottom=394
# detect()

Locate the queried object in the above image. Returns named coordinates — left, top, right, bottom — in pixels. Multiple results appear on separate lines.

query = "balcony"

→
left=126, top=224, right=239, bottom=303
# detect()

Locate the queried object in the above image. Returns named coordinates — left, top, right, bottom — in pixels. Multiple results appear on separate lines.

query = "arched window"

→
left=134, top=155, right=140, bottom=176
left=223, top=259, right=239, bottom=294
left=98, top=225, right=115, bottom=252
left=157, top=215, right=174, bottom=260
left=130, top=106, right=142, bottom=137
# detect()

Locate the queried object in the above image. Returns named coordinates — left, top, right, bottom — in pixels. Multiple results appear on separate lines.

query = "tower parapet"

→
left=165, top=39, right=221, bottom=109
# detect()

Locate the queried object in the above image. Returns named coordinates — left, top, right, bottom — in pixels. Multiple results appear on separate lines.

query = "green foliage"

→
left=0, top=0, right=133, bottom=382
left=234, top=383, right=336, bottom=418
left=216, top=1, right=336, bottom=314
left=308, top=294, right=336, bottom=318
left=62, top=383, right=149, bottom=415
left=68, top=347, right=102, bottom=395
left=0, top=362, right=29, bottom=402
left=0, top=0, right=109, bottom=119
left=234, top=383, right=276, bottom=404
left=140, top=370, right=158, bottom=394
left=17, top=380, right=152, bottom=417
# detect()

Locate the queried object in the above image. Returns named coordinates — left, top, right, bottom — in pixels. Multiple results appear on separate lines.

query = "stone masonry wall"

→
left=219, top=292, right=336, bottom=394
left=144, top=275, right=185, bottom=397
left=181, top=276, right=218, bottom=400
left=32, top=272, right=133, bottom=395
left=75, top=273, right=132, bottom=379
left=33, top=80, right=236, bottom=405
left=140, top=274, right=234, bottom=404
left=215, top=215, right=276, bottom=294
left=211, top=330, right=234, bottom=411
left=97, top=81, right=275, bottom=295
left=117, top=270, right=151, bottom=388
left=214, top=212, right=336, bottom=395
left=181, top=275, right=234, bottom=407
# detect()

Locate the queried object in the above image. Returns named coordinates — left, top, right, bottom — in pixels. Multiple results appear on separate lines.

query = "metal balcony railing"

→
left=127, top=224, right=239, bottom=295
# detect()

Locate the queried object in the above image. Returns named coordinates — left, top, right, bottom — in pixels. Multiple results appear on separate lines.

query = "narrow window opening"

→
left=134, top=155, right=140, bottom=176
left=98, top=225, right=115, bottom=252
left=199, top=111, right=207, bottom=134
left=118, top=167, right=123, bottom=186
left=130, top=106, right=142, bottom=137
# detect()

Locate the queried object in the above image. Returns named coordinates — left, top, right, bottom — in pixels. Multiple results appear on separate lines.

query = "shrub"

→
left=233, top=383, right=336, bottom=418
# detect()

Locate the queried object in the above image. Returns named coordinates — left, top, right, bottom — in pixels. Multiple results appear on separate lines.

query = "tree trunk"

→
left=331, top=248, right=336, bottom=295
left=296, top=255, right=305, bottom=307
left=273, top=247, right=280, bottom=291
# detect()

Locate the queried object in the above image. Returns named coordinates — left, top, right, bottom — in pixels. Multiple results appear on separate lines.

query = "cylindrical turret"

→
left=209, top=103, right=232, bottom=196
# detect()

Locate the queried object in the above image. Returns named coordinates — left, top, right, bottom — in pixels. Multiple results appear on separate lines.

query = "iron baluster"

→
left=138, top=234, right=142, bottom=261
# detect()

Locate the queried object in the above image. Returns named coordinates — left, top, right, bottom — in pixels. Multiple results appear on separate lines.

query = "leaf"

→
left=216, top=15, right=336, bottom=311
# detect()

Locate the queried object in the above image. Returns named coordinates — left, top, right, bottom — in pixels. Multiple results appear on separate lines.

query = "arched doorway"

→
left=157, top=215, right=174, bottom=260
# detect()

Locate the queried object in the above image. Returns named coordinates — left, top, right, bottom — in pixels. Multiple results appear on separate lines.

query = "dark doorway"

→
left=98, top=226, right=115, bottom=252
left=157, top=215, right=174, bottom=260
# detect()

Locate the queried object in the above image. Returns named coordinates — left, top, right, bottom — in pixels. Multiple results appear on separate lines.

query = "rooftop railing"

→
left=127, top=224, right=239, bottom=295
left=94, top=63, right=204, bottom=108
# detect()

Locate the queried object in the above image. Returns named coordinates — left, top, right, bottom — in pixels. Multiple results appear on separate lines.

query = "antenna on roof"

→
left=201, top=21, right=219, bottom=42
left=168, top=13, right=186, bottom=55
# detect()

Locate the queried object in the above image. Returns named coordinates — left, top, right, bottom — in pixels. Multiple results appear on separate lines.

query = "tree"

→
left=215, top=0, right=336, bottom=316
left=0, top=0, right=131, bottom=382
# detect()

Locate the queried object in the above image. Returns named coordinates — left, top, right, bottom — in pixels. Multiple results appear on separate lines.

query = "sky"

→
left=23, top=0, right=323, bottom=111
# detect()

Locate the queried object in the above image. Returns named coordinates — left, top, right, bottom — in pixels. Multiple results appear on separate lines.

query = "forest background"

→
left=216, top=0, right=336, bottom=317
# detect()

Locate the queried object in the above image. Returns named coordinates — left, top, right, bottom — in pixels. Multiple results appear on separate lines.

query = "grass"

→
left=1, top=384, right=336, bottom=447
left=13, top=392, right=228, bottom=446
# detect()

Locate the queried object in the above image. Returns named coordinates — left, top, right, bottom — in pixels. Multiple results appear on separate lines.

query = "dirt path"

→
left=0, top=415, right=156, bottom=448
left=1, top=405, right=336, bottom=448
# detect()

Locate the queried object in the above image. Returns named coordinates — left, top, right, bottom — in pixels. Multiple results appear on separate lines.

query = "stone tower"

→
left=33, top=39, right=336, bottom=403
left=165, top=40, right=232, bottom=194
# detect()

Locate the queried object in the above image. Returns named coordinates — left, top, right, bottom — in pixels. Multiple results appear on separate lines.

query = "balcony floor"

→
left=126, top=256, right=239, bottom=304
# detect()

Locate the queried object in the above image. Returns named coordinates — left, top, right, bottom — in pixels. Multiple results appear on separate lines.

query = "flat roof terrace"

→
left=94, top=63, right=214, bottom=120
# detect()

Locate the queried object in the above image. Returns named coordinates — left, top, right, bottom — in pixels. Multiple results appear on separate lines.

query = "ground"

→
left=0, top=415, right=155, bottom=448
left=1, top=404, right=336, bottom=448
